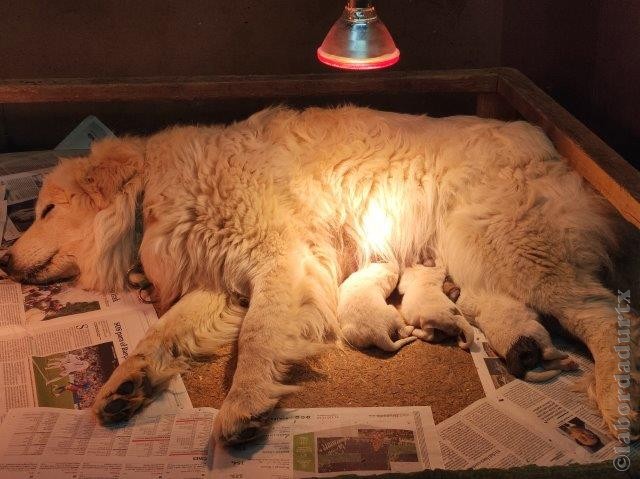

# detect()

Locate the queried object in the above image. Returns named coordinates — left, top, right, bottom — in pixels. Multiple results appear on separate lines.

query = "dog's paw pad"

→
left=93, top=361, right=153, bottom=425
left=116, top=381, right=135, bottom=395
left=215, top=417, right=268, bottom=446
left=223, top=423, right=265, bottom=446
left=213, top=398, right=272, bottom=446
left=104, top=397, right=129, bottom=414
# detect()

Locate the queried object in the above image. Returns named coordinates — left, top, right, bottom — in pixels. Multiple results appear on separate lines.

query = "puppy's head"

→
left=3, top=138, right=144, bottom=290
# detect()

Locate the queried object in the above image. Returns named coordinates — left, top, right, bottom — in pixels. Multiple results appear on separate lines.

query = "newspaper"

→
left=470, top=329, right=639, bottom=464
left=0, top=407, right=214, bottom=479
left=0, top=405, right=442, bottom=479
left=55, top=115, right=114, bottom=151
left=437, top=397, right=574, bottom=469
left=0, top=279, right=156, bottom=327
left=0, top=305, right=191, bottom=422
left=213, top=406, right=443, bottom=478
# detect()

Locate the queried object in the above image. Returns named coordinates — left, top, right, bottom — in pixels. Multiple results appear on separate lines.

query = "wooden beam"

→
left=476, top=92, right=520, bottom=120
left=496, top=68, right=640, bottom=229
left=0, top=70, right=498, bottom=104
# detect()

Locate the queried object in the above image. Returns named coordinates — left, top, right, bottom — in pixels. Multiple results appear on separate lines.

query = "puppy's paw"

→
left=398, top=325, right=415, bottom=339
left=93, top=355, right=153, bottom=424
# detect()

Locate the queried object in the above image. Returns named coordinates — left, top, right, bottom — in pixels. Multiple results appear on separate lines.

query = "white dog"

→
left=4, top=106, right=638, bottom=443
left=338, top=262, right=415, bottom=351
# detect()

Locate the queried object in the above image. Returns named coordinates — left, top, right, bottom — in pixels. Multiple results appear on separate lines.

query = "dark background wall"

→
left=1, top=0, right=637, bottom=167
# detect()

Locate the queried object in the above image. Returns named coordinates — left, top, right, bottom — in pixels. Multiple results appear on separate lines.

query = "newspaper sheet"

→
left=0, top=279, right=154, bottom=327
left=213, top=406, right=443, bottom=478
left=0, top=306, right=191, bottom=423
left=437, top=396, right=575, bottom=469
left=0, top=407, right=214, bottom=479
left=0, top=115, right=112, bottom=180
left=0, top=405, right=443, bottom=479
left=470, top=329, right=639, bottom=464
left=55, top=115, right=115, bottom=151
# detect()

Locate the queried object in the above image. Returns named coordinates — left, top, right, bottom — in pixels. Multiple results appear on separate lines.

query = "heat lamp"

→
left=317, top=1, right=400, bottom=70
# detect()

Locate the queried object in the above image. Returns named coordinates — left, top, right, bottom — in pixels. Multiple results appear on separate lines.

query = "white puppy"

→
left=399, top=265, right=475, bottom=349
left=339, top=263, right=415, bottom=352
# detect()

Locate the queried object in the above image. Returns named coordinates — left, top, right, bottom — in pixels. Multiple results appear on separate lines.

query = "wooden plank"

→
left=476, top=92, right=520, bottom=120
left=0, top=106, right=7, bottom=151
left=496, top=68, right=640, bottom=229
left=0, top=70, right=498, bottom=104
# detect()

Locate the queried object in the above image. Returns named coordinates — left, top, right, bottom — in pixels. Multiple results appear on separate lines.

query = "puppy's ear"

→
left=78, top=138, right=144, bottom=209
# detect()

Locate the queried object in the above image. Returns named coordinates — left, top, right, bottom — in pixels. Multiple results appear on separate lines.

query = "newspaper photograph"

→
left=213, top=406, right=443, bottom=478
left=0, top=277, right=154, bottom=328
left=0, top=407, right=214, bottom=479
left=0, top=307, right=191, bottom=420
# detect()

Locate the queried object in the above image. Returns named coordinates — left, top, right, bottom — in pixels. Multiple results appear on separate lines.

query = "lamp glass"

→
left=317, top=3, right=399, bottom=70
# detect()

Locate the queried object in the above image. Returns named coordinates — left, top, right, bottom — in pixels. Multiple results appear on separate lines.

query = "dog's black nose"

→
left=0, top=252, right=11, bottom=271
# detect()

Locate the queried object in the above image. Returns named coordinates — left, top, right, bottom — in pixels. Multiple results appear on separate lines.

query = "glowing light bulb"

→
left=317, top=1, right=400, bottom=70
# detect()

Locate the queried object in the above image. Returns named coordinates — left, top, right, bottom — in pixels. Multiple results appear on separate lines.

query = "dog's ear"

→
left=78, top=138, right=144, bottom=209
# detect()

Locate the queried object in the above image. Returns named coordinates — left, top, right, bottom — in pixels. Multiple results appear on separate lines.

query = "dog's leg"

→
left=93, top=290, right=242, bottom=424
left=541, top=280, right=640, bottom=439
left=213, top=248, right=337, bottom=445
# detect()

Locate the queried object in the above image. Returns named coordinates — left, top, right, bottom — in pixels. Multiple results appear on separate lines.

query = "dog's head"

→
left=2, top=138, right=144, bottom=290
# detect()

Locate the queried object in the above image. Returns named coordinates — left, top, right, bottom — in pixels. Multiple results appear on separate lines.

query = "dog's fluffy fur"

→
left=6, top=106, right=638, bottom=443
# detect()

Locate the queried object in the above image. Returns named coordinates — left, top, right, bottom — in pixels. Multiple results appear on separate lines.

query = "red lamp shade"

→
left=317, top=1, right=400, bottom=70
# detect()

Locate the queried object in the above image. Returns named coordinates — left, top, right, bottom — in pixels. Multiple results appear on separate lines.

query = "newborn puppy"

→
left=338, top=263, right=416, bottom=352
left=398, top=264, right=475, bottom=349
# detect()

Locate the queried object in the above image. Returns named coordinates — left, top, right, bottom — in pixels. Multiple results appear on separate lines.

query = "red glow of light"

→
left=317, top=48, right=400, bottom=70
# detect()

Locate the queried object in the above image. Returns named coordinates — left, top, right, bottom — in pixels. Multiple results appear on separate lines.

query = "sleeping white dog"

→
left=3, top=106, right=637, bottom=443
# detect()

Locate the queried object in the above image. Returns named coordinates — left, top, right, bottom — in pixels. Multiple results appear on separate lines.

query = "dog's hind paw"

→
left=92, top=355, right=153, bottom=425
left=597, top=360, right=640, bottom=441
left=213, top=401, right=270, bottom=446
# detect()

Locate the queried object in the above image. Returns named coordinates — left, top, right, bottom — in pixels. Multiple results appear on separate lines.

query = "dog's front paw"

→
left=93, top=355, right=153, bottom=424
left=213, top=391, right=273, bottom=445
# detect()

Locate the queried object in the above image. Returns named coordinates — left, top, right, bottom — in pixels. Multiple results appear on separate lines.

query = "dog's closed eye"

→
left=41, top=204, right=55, bottom=219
